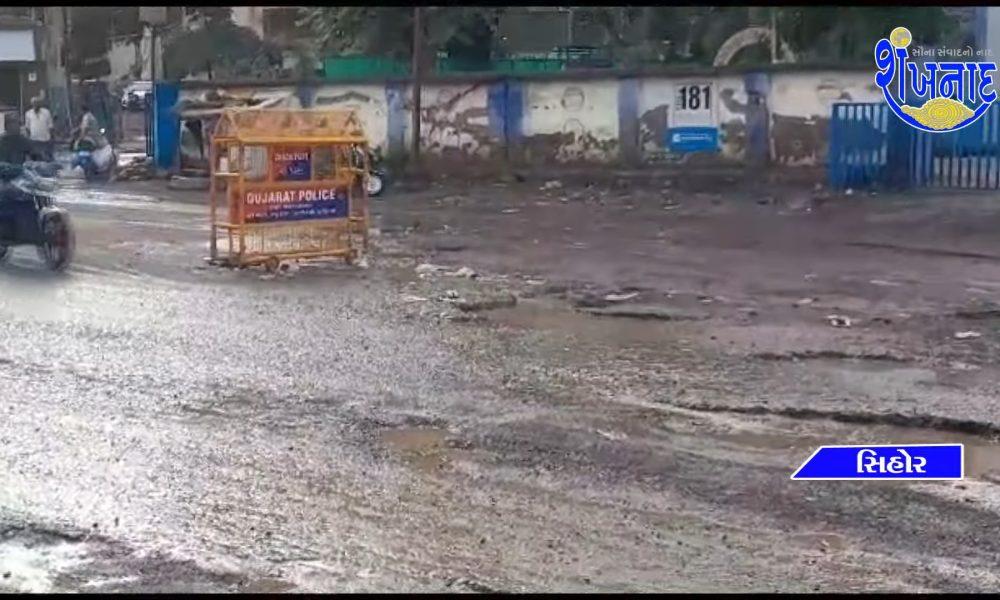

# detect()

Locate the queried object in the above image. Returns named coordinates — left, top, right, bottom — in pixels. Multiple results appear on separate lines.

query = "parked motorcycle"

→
left=352, top=146, right=388, bottom=198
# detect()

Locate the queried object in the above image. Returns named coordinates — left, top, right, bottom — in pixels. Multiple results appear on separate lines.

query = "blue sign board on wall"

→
left=666, top=127, right=719, bottom=153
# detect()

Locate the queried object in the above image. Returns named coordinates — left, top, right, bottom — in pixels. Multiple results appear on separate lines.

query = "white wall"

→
left=522, top=79, right=619, bottom=162
left=313, top=84, right=390, bottom=153
left=173, top=68, right=879, bottom=168
left=768, top=71, right=881, bottom=120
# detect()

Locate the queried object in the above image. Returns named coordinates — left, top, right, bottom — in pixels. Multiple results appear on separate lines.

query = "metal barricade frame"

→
left=208, top=108, right=371, bottom=269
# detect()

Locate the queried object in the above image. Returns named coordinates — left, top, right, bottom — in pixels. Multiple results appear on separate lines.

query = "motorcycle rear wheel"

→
left=366, top=173, right=384, bottom=197
left=37, top=215, right=75, bottom=271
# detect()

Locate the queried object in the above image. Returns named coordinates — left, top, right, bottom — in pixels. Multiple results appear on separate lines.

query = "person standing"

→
left=23, top=97, right=54, bottom=162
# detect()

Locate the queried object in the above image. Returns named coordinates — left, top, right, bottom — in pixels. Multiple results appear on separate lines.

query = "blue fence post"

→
left=885, top=105, right=910, bottom=190
left=617, top=77, right=640, bottom=167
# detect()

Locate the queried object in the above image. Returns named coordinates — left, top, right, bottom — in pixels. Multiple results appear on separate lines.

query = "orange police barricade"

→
left=208, top=108, right=371, bottom=271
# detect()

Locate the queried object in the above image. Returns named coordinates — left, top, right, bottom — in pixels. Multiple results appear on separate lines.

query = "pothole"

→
left=381, top=427, right=457, bottom=474
left=753, top=350, right=910, bottom=363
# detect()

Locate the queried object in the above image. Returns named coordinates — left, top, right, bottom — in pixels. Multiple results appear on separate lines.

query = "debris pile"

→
left=117, top=156, right=155, bottom=181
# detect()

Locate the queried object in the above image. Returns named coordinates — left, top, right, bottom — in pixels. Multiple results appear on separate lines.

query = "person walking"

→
left=23, top=97, right=54, bottom=162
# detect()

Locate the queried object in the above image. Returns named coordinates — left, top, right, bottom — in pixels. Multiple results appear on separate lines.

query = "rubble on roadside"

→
left=117, top=156, right=155, bottom=181
left=826, top=315, right=852, bottom=328
left=954, top=331, right=982, bottom=340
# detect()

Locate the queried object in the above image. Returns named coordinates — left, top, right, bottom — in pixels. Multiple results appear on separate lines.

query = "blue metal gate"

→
left=829, top=102, right=1000, bottom=190
left=829, top=103, right=904, bottom=190
left=909, top=104, right=1000, bottom=189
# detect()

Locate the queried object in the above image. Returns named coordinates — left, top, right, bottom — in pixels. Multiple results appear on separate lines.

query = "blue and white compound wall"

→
left=159, top=67, right=882, bottom=171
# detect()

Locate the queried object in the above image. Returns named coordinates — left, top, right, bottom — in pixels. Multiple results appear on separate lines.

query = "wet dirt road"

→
left=3, top=181, right=1000, bottom=592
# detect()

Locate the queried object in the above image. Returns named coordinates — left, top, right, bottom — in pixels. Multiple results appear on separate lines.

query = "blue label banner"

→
left=791, top=444, right=964, bottom=480
left=666, top=127, right=719, bottom=153
left=244, top=186, right=349, bottom=224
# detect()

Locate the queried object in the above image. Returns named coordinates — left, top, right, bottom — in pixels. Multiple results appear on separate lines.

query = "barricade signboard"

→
left=244, top=185, right=349, bottom=224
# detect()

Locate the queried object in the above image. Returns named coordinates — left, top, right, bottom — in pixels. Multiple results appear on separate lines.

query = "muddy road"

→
left=3, top=180, right=1000, bottom=592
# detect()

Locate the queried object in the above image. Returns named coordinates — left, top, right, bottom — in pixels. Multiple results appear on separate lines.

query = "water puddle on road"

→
left=381, top=427, right=453, bottom=474
left=708, top=414, right=1000, bottom=481
left=488, top=300, right=679, bottom=347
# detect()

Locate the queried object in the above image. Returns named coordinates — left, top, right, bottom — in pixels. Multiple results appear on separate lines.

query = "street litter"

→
left=448, top=266, right=478, bottom=279
left=541, top=180, right=563, bottom=191
left=795, top=297, right=817, bottom=307
left=603, top=291, right=639, bottom=303
left=951, top=361, right=980, bottom=371
left=401, top=295, right=428, bottom=303
left=415, top=263, right=448, bottom=275
left=869, top=279, right=900, bottom=287
left=827, top=315, right=852, bottom=327
left=954, top=331, right=982, bottom=340
left=596, top=429, right=628, bottom=441
left=501, top=208, right=521, bottom=214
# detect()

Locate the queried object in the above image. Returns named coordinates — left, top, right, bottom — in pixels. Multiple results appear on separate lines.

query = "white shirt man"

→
left=24, top=100, right=54, bottom=161
left=24, top=103, right=53, bottom=143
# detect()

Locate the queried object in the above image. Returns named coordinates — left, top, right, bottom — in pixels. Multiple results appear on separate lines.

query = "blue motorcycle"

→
left=72, top=130, right=117, bottom=183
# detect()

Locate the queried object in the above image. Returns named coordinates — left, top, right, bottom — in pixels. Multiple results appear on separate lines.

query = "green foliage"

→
left=209, top=6, right=967, bottom=77
left=68, top=8, right=118, bottom=78
left=162, top=19, right=283, bottom=80
left=642, top=7, right=753, bottom=64
left=777, top=7, right=960, bottom=63
left=297, top=7, right=504, bottom=64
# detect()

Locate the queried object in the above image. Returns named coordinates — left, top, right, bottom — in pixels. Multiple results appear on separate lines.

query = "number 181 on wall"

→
left=676, top=84, right=712, bottom=112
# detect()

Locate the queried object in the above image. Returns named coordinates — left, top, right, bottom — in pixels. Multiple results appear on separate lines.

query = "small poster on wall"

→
left=666, top=127, right=720, bottom=153
left=672, top=82, right=715, bottom=127
left=669, top=82, right=719, bottom=153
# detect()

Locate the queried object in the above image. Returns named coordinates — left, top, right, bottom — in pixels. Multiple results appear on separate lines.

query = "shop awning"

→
left=0, top=29, right=35, bottom=62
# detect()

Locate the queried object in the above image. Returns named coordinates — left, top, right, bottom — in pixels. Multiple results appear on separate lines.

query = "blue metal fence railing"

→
left=830, top=102, right=1000, bottom=191
left=828, top=103, right=897, bottom=190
